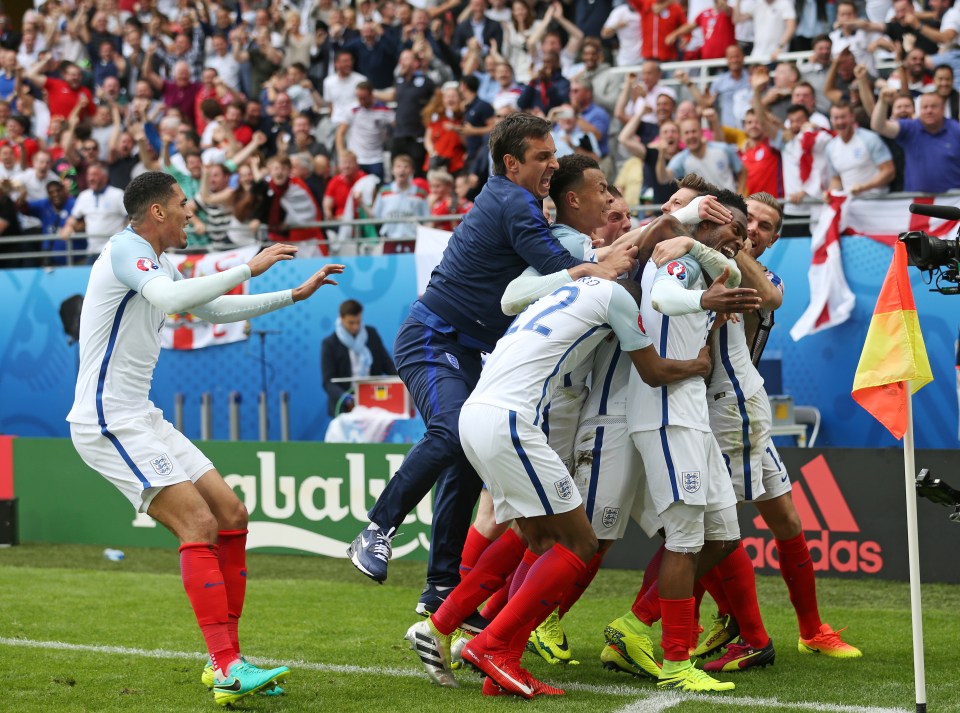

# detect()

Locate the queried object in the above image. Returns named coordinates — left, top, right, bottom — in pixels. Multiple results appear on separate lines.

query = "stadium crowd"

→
left=0, top=0, right=958, bottom=266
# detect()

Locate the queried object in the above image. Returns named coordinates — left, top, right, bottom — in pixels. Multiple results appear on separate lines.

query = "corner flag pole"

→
left=902, top=391, right=926, bottom=713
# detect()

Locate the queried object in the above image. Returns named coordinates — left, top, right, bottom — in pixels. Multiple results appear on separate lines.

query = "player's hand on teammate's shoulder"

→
left=247, top=243, right=299, bottom=276
left=699, top=267, right=762, bottom=312
left=292, top=263, right=347, bottom=302
left=652, top=235, right=695, bottom=266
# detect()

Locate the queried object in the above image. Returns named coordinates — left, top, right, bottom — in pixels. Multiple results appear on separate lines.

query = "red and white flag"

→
left=160, top=245, right=260, bottom=350
left=791, top=193, right=960, bottom=340
left=790, top=193, right=856, bottom=340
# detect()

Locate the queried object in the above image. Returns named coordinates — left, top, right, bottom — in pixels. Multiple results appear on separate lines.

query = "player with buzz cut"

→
left=686, top=192, right=862, bottom=667
left=66, top=171, right=345, bottom=705
left=404, top=272, right=726, bottom=698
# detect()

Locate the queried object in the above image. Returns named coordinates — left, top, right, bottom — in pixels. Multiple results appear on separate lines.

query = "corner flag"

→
left=851, top=241, right=933, bottom=439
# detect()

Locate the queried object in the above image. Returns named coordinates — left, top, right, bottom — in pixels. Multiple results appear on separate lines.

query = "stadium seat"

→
left=793, top=406, right=821, bottom=448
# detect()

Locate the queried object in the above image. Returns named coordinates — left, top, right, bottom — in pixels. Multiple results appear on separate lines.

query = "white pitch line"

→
left=0, top=637, right=910, bottom=713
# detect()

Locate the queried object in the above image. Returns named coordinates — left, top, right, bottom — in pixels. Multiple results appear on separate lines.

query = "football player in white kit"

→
left=692, top=193, right=862, bottom=666
left=621, top=189, right=762, bottom=693
left=404, top=274, right=717, bottom=698
left=66, top=172, right=345, bottom=705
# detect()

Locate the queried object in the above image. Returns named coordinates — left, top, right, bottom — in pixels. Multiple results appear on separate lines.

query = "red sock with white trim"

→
left=775, top=533, right=822, bottom=639
left=180, top=542, right=237, bottom=676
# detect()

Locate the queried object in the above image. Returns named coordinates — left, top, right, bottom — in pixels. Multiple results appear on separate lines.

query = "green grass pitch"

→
left=1, top=542, right=959, bottom=712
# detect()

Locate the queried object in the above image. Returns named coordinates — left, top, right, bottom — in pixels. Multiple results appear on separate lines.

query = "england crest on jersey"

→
left=150, top=453, right=173, bottom=476
left=681, top=470, right=701, bottom=493
left=555, top=476, right=574, bottom=500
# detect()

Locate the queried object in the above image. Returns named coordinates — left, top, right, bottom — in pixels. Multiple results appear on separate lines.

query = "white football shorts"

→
left=71, top=409, right=214, bottom=513
left=572, top=417, right=638, bottom=540
left=460, top=402, right=582, bottom=523
left=631, top=426, right=737, bottom=517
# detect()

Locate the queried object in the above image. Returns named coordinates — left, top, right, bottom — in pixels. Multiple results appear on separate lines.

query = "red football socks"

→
left=483, top=543, right=586, bottom=651
left=459, top=525, right=494, bottom=578
left=631, top=577, right=661, bottom=627
left=637, top=542, right=665, bottom=601
left=776, top=533, right=822, bottom=639
left=558, top=551, right=603, bottom=618
left=715, top=543, right=769, bottom=647
left=431, top=528, right=526, bottom=636
left=180, top=542, right=236, bottom=674
left=660, top=597, right=695, bottom=662
left=700, top=566, right=730, bottom=616
left=480, top=573, right=511, bottom=620
left=217, top=529, right=248, bottom=653
left=508, top=549, right=540, bottom=599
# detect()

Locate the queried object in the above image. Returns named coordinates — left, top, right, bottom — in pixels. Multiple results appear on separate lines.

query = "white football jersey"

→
left=580, top=333, right=631, bottom=420
left=707, top=317, right=764, bottom=402
left=468, top=277, right=651, bottom=424
left=627, top=257, right=713, bottom=434
left=67, top=227, right=182, bottom=427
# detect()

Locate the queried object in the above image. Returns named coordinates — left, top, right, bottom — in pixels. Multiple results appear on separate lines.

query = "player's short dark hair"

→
left=713, top=187, right=748, bottom=218
left=124, top=171, right=178, bottom=222
left=617, top=277, right=644, bottom=309
left=339, top=299, right=363, bottom=317
left=549, top=154, right=599, bottom=206
left=490, top=114, right=553, bottom=176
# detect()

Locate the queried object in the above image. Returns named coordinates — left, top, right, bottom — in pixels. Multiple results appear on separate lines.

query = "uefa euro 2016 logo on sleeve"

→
left=666, top=261, right=687, bottom=281
left=136, top=258, right=159, bottom=272
left=681, top=470, right=701, bottom=493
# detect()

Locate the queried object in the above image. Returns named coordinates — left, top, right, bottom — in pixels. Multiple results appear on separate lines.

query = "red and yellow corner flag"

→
left=852, top=242, right=933, bottom=439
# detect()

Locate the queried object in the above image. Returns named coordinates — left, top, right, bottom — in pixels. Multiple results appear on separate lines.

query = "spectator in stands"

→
left=195, top=163, right=234, bottom=248
left=287, top=115, right=328, bottom=158
left=528, top=2, right=584, bottom=77
left=800, top=34, right=834, bottom=114
left=324, top=150, right=368, bottom=220
left=59, top=162, right=127, bottom=259
left=926, top=64, right=960, bottom=119
left=501, top=1, right=536, bottom=83
left=0, top=179, right=23, bottom=265
left=427, top=168, right=472, bottom=231
left=871, top=87, right=960, bottom=193
left=791, top=0, right=830, bottom=51
left=0, top=50, right=16, bottom=102
left=549, top=103, right=600, bottom=159
left=619, top=60, right=676, bottom=125
left=336, top=81, right=394, bottom=181
left=739, top=0, right=796, bottom=61
left=825, top=101, right=894, bottom=197
left=206, top=34, right=242, bottom=94
left=700, top=44, right=750, bottom=129
left=568, top=77, right=610, bottom=158
left=254, top=155, right=326, bottom=256
left=659, top=117, right=742, bottom=191
left=453, top=0, right=503, bottom=58
left=24, top=59, right=95, bottom=123
left=144, top=58, right=203, bottom=126
left=491, top=61, right=525, bottom=109
left=887, top=48, right=934, bottom=96
left=324, top=50, right=368, bottom=137
left=779, top=104, right=832, bottom=235
left=368, top=154, right=429, bottom=253
left=667, top=0, right=736, bottom=61
left=17, top=149, right=53, bottom=201
left=758, top=62, right=801, bottom=123
left=792, top=82, right=831, bottom=128
left=341, top=20, right=399, bottom=90
left=829, top=1, right=874, bottom=74
left=380, top=49, right=435, bottom=177
left=23, top=179, right=77, bottom=265
left=568, top=37, right=609, bottom=85
left=739, top=109, right=783, bottom=197
left=518, top=51, right=570, bottom=114
left=602, top=1, right=642, bottom=68
left=321, top=298, right=397, bottom=416
left=633, top=0, right=686, bottom=61
left=459, top=75, right=495, bottom=164
left=854, top=0, right=940, bottom=58
left=422, top=83, right=466, bottom=175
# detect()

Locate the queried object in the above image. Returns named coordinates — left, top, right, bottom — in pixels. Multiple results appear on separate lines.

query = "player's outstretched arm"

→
left=292, top=263, right=346, bottom=302
left=628, top=344, right=712, bottom=387
left=653, top=239, right=742, bottom=286
left=247, top=243, right=299, bottom=276
left=698, top=268, right=761, bottom=312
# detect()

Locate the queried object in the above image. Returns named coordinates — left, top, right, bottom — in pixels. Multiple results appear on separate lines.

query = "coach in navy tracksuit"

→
left=347, top=114, right=635, bottom=611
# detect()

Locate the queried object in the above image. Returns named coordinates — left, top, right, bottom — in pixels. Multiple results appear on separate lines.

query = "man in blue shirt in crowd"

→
left=23, top=179, right=79, bottom=265
left=347, top=114, right=638, bottom=618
